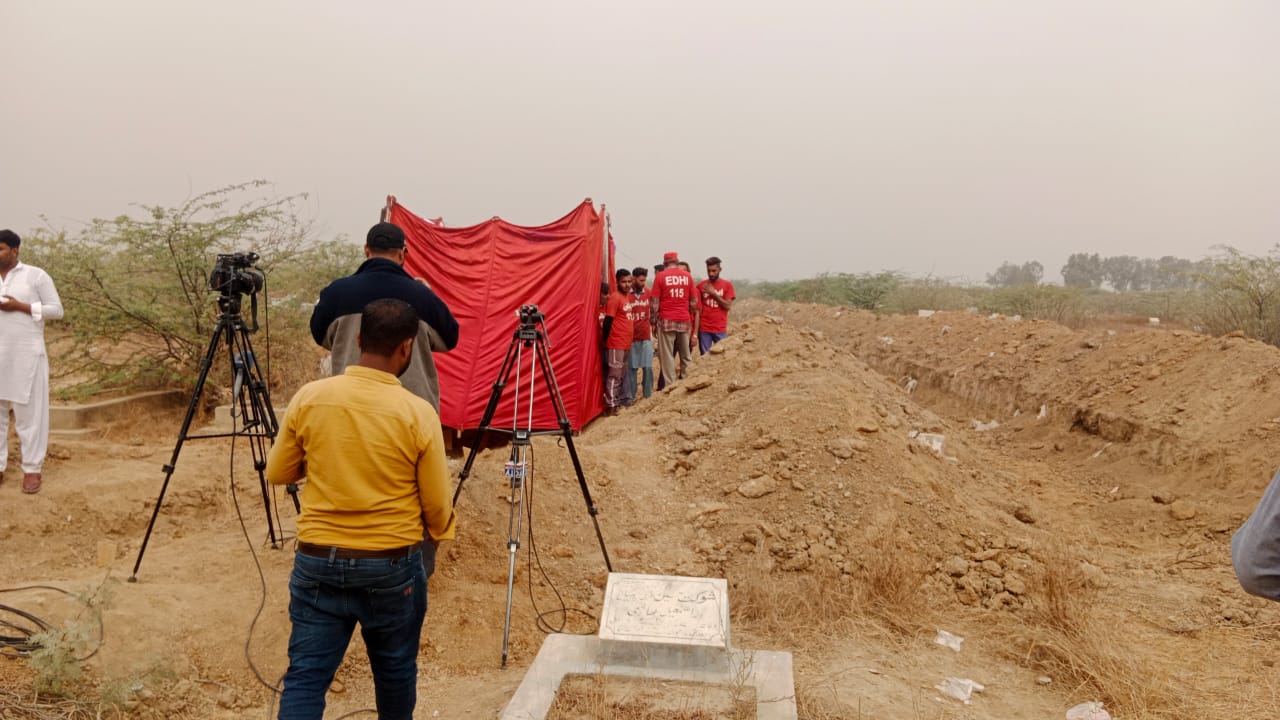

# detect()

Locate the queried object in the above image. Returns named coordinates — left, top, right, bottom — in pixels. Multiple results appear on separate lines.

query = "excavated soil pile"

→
left=2, top=301, right=1278, bottom=719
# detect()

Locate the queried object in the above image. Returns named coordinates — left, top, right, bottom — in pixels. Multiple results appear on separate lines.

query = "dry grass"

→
left=0, top=682, right=126, bottom=720
left=732, top=518, right=931, bottom=645
left=547, top=673, right=753, bottom=720
left=851, top=521, right=930, bottom=635
left=992, top=544, right=1194, bottom=720
left=732, top=553, right=857, bottom=643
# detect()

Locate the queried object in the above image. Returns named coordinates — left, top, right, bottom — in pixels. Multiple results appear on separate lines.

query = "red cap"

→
left=663, top=251, right=679, bottom=264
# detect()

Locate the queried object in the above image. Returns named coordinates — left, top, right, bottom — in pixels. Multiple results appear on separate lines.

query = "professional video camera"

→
left=209, top=252, right=265, bottom=297
left=132, top=249, right=285, bottom=580
left=518, top=304, right=545, bottom=327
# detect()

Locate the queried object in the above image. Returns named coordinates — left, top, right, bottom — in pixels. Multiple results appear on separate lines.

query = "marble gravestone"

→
left=501, top=572, right=796, bottom=720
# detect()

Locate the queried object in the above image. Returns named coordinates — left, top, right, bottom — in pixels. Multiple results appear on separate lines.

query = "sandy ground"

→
left=3, top=299, right=1280, bottom=719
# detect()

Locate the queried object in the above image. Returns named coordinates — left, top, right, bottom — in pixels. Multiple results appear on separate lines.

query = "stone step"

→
left=50, top=390, right=186, bottom=431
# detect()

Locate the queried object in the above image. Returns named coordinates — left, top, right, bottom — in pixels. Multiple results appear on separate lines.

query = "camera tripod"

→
left=129, top=292, right=295, bottom=582
left=453, top=306, right=612, bottom=667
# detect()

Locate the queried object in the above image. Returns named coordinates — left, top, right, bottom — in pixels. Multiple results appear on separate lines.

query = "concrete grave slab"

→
left=501, top=572, right=796, bottom=720
left=599, top=573, right=729, bottom=647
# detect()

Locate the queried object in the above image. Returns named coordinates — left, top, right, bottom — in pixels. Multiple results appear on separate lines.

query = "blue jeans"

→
left=278, top=545, right=434, bottom=720
left=629, top=340, right=654, bottom=400
left=699, top=331, right=728, bottom=355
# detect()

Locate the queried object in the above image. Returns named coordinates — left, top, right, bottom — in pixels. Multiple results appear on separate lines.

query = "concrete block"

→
left=502, top=635, right=795, bottom=720
left=49, top=390, right=185, bottom=431
left=501, top=572, right=796, bottom=720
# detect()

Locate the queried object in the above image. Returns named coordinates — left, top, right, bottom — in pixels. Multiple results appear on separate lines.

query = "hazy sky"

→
left=3, top=1, right=1277, bottom=283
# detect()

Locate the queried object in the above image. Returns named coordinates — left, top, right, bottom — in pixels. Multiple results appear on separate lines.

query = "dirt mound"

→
left=579, top=314, right=1059, bottom=612
left=744, top=301, right=1280, bottom=510
left=4, top=300, right=1279, bottom=719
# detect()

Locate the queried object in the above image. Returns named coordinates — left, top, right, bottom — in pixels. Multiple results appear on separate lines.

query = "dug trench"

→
left=1, top=300, right=1278, bottom=719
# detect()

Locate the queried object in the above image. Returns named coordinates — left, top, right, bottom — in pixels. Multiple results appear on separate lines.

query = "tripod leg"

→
left=501, top=442, right=530, bottom=669
left=453, top=329, right=524, bottom=507
left=231, top=322, right=281, bottom=548
left=130, top=319, right=227, bottom=582
left=535, top=335, right=613, bottom=572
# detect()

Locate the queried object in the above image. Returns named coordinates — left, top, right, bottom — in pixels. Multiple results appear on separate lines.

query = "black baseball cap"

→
left=367, top=222, right=406, bottom=250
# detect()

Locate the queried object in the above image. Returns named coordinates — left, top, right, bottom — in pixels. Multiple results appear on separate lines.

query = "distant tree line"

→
left=21, top=177, right=1280, bottom=398
left=985, top=254, right=1212, bottom=291
left=740, top=244, right=1280, bottom=347
left=985, top=261, right=1043, bottom=288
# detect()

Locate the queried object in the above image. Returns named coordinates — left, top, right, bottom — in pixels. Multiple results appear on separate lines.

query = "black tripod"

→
left=453, top=304, right=612, bottom=668
left=129, top=290, right=294, bottom=582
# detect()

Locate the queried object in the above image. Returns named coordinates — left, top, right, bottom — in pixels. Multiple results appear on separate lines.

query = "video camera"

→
left=209, top=252, right=265, bottom=297
left=518, top=304, right=545, bottom=327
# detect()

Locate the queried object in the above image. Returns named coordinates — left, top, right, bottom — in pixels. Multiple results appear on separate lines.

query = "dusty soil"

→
left=3, top=298, right=1279, bottom=719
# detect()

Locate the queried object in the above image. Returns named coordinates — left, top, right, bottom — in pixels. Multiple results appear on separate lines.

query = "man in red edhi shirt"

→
left=696, top=256, right=735, bottom=354
left=650, top=252, right=696, bottom=388
left=626, top=267, right=653, bottom=402
left=601, top=268, right=633, bottom=416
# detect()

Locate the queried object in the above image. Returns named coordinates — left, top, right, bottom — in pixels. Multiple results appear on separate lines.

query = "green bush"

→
left=739, top=272, right=902, bottom=310
left=26, top=182, right=363, bottom=399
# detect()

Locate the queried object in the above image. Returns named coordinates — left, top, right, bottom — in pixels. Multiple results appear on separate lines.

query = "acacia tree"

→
left=1195, top=245, right=1280, bottom=345
left=1102, top=255, right=1143, bottom=292
left=986, top=261, right=1043, bottom=288
left=28, top=181, right=362, bottom=395
left=1061, top=253, right=1104, bottom=289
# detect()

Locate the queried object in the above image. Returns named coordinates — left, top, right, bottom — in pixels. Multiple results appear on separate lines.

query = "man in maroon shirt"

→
left=626, top=267, right=653, bottom=402
left=696, top=256, right=736, bottom=354
left=650, top=252, right=696, bottom=388
left=601, top=269, right=634, bottom=415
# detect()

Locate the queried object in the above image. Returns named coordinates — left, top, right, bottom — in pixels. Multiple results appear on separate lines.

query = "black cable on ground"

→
left=0, top=582, right=107, bottom=661
left=523, top=444, right=598, bottom=636
left=0, top=603, right=50, bottom=656
left=228, top=434, right=287, bottom=696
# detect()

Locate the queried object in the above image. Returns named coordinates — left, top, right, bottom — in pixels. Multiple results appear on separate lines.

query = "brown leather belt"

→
left=296, top=541, right=421, bottom=560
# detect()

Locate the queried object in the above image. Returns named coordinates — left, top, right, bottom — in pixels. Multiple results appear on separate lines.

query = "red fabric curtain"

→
left=390, top=199, right=608, bottom=432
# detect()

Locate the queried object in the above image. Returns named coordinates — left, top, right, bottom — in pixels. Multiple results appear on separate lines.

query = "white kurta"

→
left=0, top=262, right=63, bottom=403
left=0, top=262, right=63, bottom=474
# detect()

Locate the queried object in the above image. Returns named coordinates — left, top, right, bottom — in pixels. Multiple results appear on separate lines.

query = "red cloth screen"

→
left=390, top=199, right=608, bottom=432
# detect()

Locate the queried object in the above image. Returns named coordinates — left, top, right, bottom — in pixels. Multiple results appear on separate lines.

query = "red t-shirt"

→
left=654, top=268, right=695, bottom=322
left=628, top=289, right=652, bottom=341
left=696, top=278, right=735, bottom=333
left=605, top=291, right=633, bottom=350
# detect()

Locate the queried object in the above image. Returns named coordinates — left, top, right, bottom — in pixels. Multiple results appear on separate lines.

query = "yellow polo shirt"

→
left=265, top=365, right=456, bottom=549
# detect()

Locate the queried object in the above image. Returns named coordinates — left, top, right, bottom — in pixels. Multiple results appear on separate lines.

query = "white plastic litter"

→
left=1038, top=404, right=1048, bottom=419
left=935, top=677, right=984, bottom=704
left=934, top=629, right=964, bottom=652
left=916, top=433, right=945, bottom=454
left=918, top=309, right=936, bottom=317
left=1065, top=701, right=1112, bottom=720
left=905, top=377, right=919, bottom=394
left=879, top=336, right=895, bottom=345
left=972, top=419, right=1000, bottom=432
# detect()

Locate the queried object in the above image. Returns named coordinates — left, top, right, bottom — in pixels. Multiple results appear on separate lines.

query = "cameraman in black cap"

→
left=310, top=223, right=459, bottom=411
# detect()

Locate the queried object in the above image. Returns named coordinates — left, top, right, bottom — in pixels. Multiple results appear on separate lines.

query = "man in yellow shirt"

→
left=267, top=298, right=456, bottom=720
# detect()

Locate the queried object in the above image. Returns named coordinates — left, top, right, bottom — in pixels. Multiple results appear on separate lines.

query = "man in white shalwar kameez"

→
left=0, top=230, right=63, bottom=494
